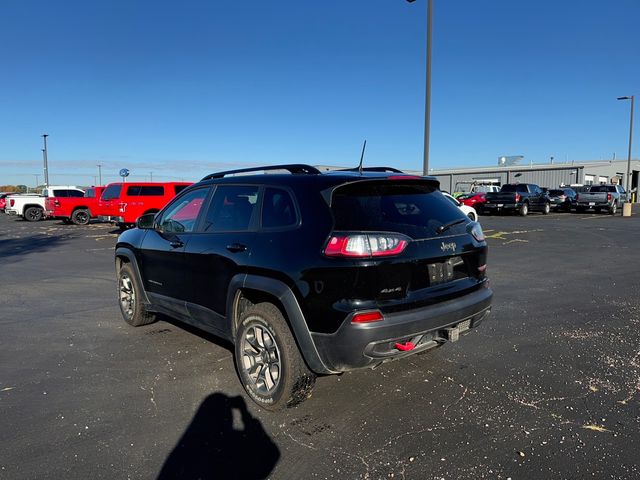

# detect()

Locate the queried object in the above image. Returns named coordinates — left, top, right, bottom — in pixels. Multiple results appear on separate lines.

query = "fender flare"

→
left=229, top=274, right=336, bottom=375
left=114, top=247, right=151, bottom=305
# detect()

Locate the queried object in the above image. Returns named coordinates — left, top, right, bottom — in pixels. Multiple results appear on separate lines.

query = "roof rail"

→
left=338, top=166, right=405, bottom=174
left=201, top=164, right=322, bottom=181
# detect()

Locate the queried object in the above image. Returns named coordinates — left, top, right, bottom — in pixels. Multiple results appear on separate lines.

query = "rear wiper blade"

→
left=436, top=218, right=466, bottom=234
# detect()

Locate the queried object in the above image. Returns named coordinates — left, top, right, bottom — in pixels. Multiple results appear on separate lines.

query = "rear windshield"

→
left=588, top=186, right=615, bottom=192
left=127, top=185, right=164, bottom=196
left=52, top=189, right=84, bottom=198
left=549, top=189, right=565, bottom=196
left=500, top=184, right=528, bottom=193
left=101, top=184, right=122, bottom=200
left=331, top=182, right=466, bottom=238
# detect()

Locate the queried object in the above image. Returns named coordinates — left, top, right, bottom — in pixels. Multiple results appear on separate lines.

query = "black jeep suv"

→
left=115, top=165, right=492, bottom=410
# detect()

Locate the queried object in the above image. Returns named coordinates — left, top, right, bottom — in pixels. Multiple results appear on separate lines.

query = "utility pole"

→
left=34, top=174, right=40, bottom=189
left=150, top=171, right=153, bottom=182
left=93, top=175, right=97, bottom=185
left=617, top=96, right=634, bottom=201
left=97, top=164, right=103, bottom=185
left=41, top=135, right=49, bottom=186
left=406, top=0, right=432, bottom=175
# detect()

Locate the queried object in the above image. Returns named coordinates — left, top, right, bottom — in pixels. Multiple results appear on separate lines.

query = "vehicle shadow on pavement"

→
left=157, top=393, right=280, bottom=480
left=0, top=234, right=68, bottom=261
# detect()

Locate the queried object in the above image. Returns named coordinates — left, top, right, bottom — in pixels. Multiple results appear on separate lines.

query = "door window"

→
left=262, top=188, right=297, bottom=229
left=202, top=185, right=260, bottom=232
left=101, top=184, right=122, bottom=200
left=158, top=188, right=209, bottom=234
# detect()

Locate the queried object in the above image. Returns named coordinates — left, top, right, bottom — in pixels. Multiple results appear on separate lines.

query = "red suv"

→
left=45, top=186, right=105, bottom=225
left=98, top=182, right=192, bottom=229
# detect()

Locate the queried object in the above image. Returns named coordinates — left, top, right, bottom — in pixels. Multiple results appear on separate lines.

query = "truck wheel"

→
left=542, top=202, right=550, bottom=215
left=235, top=303, right=316, bottom=411
left=118, top=263, right=156, bottom=327
left=609, top=203, right=617, bottom=215
left=24, top=207, right=43, bottom=222
left=519, top=202, right=529, bottom=216
left=71, top=208, right=91, bottom=225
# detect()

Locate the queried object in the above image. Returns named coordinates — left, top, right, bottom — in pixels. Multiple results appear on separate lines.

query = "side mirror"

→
left=136, top=213, right=156, bottom=230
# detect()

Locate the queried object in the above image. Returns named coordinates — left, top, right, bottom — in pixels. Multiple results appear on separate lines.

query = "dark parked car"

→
left=548, top=188, right=577, bottom=211
left=114, top=165, right=493, bottom=410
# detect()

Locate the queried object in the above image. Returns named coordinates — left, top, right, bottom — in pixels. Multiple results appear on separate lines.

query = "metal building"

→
left=426, top=160, right=640, bottom=200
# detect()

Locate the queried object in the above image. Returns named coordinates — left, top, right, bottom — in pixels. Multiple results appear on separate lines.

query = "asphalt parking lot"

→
left=1, top=209, right=639, bottom=480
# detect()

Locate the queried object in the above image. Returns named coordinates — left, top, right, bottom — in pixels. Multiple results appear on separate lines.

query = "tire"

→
left=71, top=208, right=91, bottom=225
left=609, top=203, right=617, bottom=215
left=24, top=206, right=43, bottom=222
left=467, top=212, right=476, bottom=221
left=519, top=202, right=529, bottom=216
left=117, top=263, right=156, bottom=327
left=235, top=303, right=316, bottom=411
left=542, top=202, right=550, bottom=215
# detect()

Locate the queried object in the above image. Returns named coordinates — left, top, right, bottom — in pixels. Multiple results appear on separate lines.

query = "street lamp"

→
left=617, top=95, right=634, bottom=202
left=41, top=134, right=49, bottom=186
left=406, top=0, right=433, bottom=176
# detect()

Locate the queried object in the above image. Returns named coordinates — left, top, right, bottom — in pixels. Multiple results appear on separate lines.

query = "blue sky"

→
left=1, top=0, right=638, bottom=186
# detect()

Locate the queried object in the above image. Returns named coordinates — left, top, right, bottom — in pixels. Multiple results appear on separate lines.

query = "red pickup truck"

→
left=98, top=181, right=192, bottom=229
left=45, top=186, right=105, bottom=225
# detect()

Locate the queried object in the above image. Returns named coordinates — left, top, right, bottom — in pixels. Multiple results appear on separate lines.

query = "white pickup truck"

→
left=5, top=186, right=84, bottom=221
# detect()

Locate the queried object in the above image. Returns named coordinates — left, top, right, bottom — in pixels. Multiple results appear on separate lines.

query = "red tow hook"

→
left=394, top=341, right=415, bottom=352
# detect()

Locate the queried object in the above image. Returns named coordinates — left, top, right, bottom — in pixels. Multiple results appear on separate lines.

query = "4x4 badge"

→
left=441, top=241, right=456, bottom=253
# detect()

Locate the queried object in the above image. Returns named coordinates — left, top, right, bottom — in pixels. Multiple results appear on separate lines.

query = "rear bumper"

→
left=310, top=284, right=493, bottom=372
left=6, top=209, right=18, bottom=216
left=482, top=203, right=519, bottom=211
left=99, top=215, right=125, bottom=223
left=576, top=202, right=610, bottom=208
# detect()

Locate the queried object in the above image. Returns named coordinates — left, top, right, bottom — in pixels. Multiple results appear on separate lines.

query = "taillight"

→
left=469, top=222, right=485, bottom=242
left=351, top=311, right=384, bottom=323
left=10, top=199, right=14, bottom=206
left=576, top=194, right=580, bottom=201
left=515, top=194, right=521, bottom=202
left=559, top=195, right=566, bottom=200
left=607, top=193, right=612, bottom=201
left=324, top=233, right=409, bottom=258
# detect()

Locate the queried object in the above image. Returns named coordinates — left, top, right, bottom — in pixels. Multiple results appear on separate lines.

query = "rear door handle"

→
left=170, top=240, right=184, bottom=248
left=226, top=243, right=248, bottom=253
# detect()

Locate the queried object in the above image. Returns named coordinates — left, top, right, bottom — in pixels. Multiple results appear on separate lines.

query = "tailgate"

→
left=485, top=193, right=516, bottom=203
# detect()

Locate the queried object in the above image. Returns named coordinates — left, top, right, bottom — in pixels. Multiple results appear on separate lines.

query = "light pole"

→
left=407, top=0, right=432, bottom=176
left=97, top=164, right=103, bottom=185
left=617, top=95, right=634, bottom=202
left=41, top=134, right=49, bottom=186
left=34, top=174, right=40, bottom=189
left=150, top=171, right=153, bottom=182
